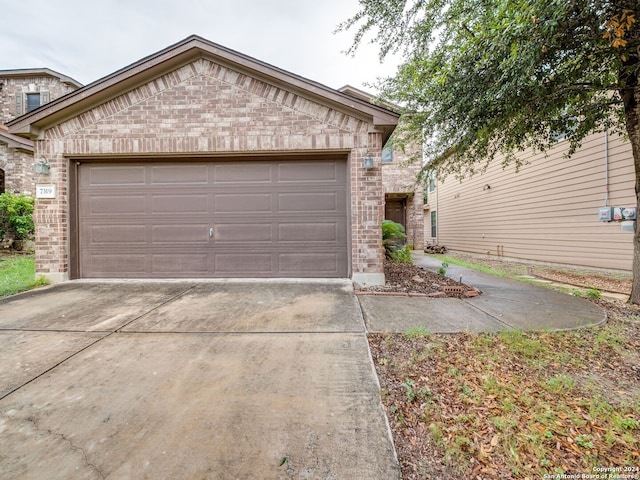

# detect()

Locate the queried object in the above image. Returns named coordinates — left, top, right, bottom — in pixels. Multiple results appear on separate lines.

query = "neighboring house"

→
left=7, top=35, right=399, bottom=284
left=339, top=85, right=425, bottom=250
left=0, top=126, right=34, bottom=194
left=425, top=130, right=635, bottom=271
left=0, top=69, right=82, bottom=194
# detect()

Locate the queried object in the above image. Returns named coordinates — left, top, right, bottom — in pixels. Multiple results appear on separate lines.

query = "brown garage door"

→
left=77, top=158, right=348, bottom=278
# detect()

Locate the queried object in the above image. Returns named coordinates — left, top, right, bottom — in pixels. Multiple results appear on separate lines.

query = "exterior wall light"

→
left=35, top=158, right=51, bottom=175
left=364, top=153, right=375, bottom=170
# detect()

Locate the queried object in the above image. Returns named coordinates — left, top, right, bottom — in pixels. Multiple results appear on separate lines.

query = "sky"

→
left=0, top=0, right=399, bottom=92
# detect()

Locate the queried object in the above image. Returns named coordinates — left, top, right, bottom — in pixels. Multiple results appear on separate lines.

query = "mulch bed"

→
left=355, top=261, right=479, bottom=298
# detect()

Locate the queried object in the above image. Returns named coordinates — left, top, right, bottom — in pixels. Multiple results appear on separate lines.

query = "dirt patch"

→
left=533, top=270, right=632, bottom=294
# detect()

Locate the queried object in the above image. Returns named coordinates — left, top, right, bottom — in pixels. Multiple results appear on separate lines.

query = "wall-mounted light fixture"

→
left=363, top=152, right=375, bottom=170
left=35, top=158, right=51, bottom=175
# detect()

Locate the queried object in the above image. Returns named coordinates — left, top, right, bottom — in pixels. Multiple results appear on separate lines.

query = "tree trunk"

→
left=625, top=92, right=640, bottom=304
left=621, top=29, right=640, bottom=303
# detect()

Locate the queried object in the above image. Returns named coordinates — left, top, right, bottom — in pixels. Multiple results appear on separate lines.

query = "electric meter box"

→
left=599, top=207, right=613, bottom=222
left=613, top=207, right=624, bottom=220
left=622, top=207, right=637, bottom=220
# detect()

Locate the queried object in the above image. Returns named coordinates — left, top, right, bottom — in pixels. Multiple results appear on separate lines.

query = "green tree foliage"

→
left=340, top=0, right=640, bottom=301
left=0, top=193, right=35, bottom=240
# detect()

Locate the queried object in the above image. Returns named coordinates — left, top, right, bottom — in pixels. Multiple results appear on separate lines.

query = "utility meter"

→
left=622, top=207, right=637, bottom=220
left=613, top=207, right=623, bottom=220
left=599, top=207, right=612, bottom=222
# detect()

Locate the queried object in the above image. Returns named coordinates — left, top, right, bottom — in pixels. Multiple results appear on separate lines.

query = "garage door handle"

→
left=209, top=227, right=214, bottom=238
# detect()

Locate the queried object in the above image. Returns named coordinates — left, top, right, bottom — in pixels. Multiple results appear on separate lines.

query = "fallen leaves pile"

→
left=370, top=300, right=640, bottom=479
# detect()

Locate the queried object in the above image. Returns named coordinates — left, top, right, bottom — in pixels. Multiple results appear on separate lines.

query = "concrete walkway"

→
left=359, top=253, right=606, bottom=333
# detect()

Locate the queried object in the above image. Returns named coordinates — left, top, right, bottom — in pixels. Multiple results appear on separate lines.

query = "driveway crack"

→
left=23, top=414, right=105, bottom=479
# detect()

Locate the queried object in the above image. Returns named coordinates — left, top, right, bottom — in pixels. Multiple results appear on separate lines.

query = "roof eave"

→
left=0, top=68, right=83, bottom=89
left=0, top=129, right=34, bottom=151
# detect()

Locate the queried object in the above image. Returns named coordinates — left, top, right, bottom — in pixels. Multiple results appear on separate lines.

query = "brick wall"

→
left=0, top=143, right=35, bottom=195
left=0, top=74, right=77, bottom=125
left=34, top=58, right=385, bottom=282
left=382, top=149, right=425, bottom=250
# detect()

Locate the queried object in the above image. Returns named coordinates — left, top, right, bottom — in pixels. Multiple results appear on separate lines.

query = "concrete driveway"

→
left=0, top=281, right=401, bottom=480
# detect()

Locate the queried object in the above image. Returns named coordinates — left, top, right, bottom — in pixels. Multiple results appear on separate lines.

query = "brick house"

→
left=339, top=86, right=424, bottom=250
left=7, top=36, right=399, bottom=283
left=0, top=69, right=82, bottom=194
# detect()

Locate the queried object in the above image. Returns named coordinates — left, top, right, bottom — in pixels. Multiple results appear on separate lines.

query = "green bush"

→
left=0, top=193, right=35, bottom=240
left=382, top=220, right=407, bottom=260
left=391, top=245, right=413, bottom=263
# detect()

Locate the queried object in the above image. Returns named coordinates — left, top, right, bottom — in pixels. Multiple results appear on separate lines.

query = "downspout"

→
left=605, top=131, right=610, bottom=207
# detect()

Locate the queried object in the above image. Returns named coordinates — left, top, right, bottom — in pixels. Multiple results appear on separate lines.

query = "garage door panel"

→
left=84, top=225, right=148, bottom=245
left=214, top=223, right=273, bottom=243
left=78, top=159, right=348, bottom=278
left=214, top=193, right=273, bottom=213
left=214, top=164, right=272, bottom=183
left=279, top=253, right=343, bottom=275
left=151, top=165, right=209, bottom=184
left=83, top=166, right=146, bottom=186
left=151, top=195, right=209, bottom=214
left=214, top=253, right=273, bottom=274
left=152, top=224, right=209, bottom=244
left=84, top=195, right=146, bottom=215
left=152, top=254, right=209, bottom=274
left=278, top=192, right=342, bottom=213
left=86, top=254, right=147, bottom=276
left=278, top=222, right=343, bottom=243
left=277, top=162, right=344, bottom=183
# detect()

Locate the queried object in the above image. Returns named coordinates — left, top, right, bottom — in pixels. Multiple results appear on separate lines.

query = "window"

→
left=26, top=93, right=41, bottom=112
left=382, top=143, right=393, bottom=163
left=431, top=210, right=437, bottom=238
left=428, top=170, right=436, bottom=192
left=0, top=169, right=4, bottom=194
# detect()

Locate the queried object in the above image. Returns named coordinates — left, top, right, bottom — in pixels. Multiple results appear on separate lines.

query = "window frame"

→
left=431, top=210, right=437, bottom=238
left=26, top=93, right=41, bottom=113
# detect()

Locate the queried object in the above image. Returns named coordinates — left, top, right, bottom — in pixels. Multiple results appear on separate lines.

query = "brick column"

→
left=34, top=139, right=68, bottom=282
left=351, top=131, right=385, bottom=286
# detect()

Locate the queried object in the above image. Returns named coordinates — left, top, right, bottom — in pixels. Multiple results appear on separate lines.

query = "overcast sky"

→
left=0, top=0, right=399, bottom=92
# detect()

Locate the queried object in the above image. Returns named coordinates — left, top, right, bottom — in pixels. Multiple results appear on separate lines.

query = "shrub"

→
left=391, top=245, right=413, bottom=263
left=438, top=261, right=449, bottom=276
left=382, top=220, right=407, bottom=260
left=0, top=193, right=35, bottom=241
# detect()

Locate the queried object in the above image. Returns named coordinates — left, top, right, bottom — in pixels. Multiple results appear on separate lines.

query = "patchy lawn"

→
left=370, top=257, right=640, bottom=479
left=0, top=254, right=49, bottom=297
left=434, top=251, right=633, bottom=296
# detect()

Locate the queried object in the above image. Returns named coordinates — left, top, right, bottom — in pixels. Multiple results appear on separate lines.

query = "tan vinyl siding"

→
left=436, top=131, right=635, bottom=271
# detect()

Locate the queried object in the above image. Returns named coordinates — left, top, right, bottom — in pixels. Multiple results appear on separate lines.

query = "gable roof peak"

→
left=8, top=35, right=398, bottom=140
